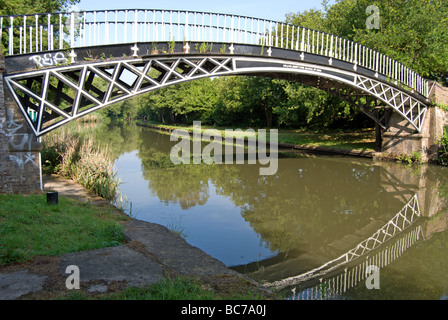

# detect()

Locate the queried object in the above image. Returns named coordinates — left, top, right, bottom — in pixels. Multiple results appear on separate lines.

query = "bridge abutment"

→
left=0, top=54, right=42, bottom=194
left=380, top=83, right=448, bottom=163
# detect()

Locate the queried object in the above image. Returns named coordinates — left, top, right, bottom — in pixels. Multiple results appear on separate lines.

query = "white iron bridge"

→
left=0, top=9, right=432, bottom=136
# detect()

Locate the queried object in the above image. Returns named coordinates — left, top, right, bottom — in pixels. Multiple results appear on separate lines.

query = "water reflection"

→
left=287, top=226, right=424, bottom=300
left=83, top=121, right=448, bottom=299
left=267, top=194, right=422, bottom=296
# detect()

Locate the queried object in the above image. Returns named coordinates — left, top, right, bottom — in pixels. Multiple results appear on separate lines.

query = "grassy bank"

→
left=0, top=193, right=273, bottom=300
left=136, top=120, right=376, bottom=151
left=61, top=275, right=275, bottom=300
left=0, top=193, right=128, bottom=266
left=41, top=126, right=126, bottom=208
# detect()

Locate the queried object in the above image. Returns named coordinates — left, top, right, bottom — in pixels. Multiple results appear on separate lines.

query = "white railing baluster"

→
left=152, top=10, right=156, bottom=42
left=47, top=14, right=51, bottom=50
left=311, top=30, right=315, bottom=53
left=19, top=26, right=22, bottom=54
left=291, top=25, right=294, bottom=50
left=39, top=25, right=42, bottom=51
left=34, top=15, right=38, bottom=52
left=82, top=12, right=86, bottom=46
left=0, top=17, right=3, bottom=49
left=23, top=16, right=26, bottom=53
left=29, top=26, right=32, bottom=53
left=70, top=12, right=75, bottom=49
left=161, top=10, right=165, bottom=42
left=0, top=9, right=428, bottom=97
left=58, top=13, right=63, bottom=49
left=280, top=23, right=283, bottom=48
left=124, top=10, right=128, bottom=43
left=295, top=26, right=299, bottom=50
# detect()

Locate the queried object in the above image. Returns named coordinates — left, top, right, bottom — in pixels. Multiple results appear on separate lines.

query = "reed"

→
left=42, top=128, right=122, bottom=205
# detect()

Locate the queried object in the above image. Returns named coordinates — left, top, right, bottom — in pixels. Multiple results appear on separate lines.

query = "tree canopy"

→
left=0, top=0, right=79, bottom=16
left=286, top=0, right=448, bottom=82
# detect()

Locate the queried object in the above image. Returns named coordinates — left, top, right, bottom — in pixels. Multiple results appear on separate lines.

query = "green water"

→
left=86, top=121, right=448, bottom=300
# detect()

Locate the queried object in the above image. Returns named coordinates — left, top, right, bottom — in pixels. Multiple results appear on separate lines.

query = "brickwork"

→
left=0, top=54, right=42, bottom=194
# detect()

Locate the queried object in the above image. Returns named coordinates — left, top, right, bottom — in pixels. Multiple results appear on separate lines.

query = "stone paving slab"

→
left=0, top=270, right=48, bottom=300
left=59, top=244, right=165, bottom=289
left=123, top=219, right=236, bottom=277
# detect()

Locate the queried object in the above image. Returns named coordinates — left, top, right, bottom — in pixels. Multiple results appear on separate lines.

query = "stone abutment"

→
left=0, top=54, right=42, bottom=193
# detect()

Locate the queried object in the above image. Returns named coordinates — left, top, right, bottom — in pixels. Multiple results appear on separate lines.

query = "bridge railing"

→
left=0, top=9, right=429, bottom=98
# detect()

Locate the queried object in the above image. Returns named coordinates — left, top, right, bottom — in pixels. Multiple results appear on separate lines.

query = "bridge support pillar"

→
left=381, top=84, right=448, bottom=163
left=0, top=54, right=42, bottom=194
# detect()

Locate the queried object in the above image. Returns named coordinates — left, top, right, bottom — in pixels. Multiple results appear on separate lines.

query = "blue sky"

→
left=76, top=0, right=330, bottom=22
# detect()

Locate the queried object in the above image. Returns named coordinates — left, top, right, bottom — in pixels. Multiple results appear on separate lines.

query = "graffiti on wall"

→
left=29, top=52, right=68, bottom=68
left=0, top=108, right=39, bottom=170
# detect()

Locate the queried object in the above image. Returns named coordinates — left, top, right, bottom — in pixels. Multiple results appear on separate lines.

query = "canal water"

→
left=88, top=121, right=448, bottom=300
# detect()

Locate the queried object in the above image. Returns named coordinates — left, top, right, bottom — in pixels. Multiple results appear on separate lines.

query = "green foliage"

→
left=136, top=76, right=364, bottom=130
left=286, top=0, right=448, bottom=83
left=0, top=194, right=127, bottom=265
left=393, top=151, right=423, bottom=165
left=61, top=275, right=271, bottom=300
left=0, top=0, right=79, bottom=15
left=436, top=126, right=448, bottom=166
left=41, top=127, right=123, bottom=203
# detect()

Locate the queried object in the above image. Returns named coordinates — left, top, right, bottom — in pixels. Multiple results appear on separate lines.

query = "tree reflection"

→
left=135, top=125, right=407, bottom=255
left=88, top=124, right=422, bottom=259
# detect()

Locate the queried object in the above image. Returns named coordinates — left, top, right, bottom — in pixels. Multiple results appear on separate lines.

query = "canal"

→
left=88, top=121, right=448, bottom=300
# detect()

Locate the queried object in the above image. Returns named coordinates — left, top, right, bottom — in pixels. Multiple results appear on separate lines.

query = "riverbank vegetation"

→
left=61, top=275, right=275, bottom=300
left=137, top=120, right=376, bottom=151
left=41, top=126, right=125, bottom=206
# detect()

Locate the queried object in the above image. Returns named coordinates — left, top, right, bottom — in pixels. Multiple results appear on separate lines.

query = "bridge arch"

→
left=4, top=42, right=429, bottom=137
left=1, top=9, right=431, bottom=137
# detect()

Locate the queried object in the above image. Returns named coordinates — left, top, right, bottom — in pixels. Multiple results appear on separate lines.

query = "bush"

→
left=437, top=126, right=448, bottom=166
left=41, top=128, right=122, bottom=203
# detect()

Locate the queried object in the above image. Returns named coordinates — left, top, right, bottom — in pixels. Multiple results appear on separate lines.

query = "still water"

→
left=89, top=122, right=448, bottom=300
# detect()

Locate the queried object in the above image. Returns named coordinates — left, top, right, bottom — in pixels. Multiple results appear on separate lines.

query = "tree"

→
left=1, top=0, right=80, bottom=55
left=0, top=0, right=78, bottom=16
left=296, top=0, right=448, bottom=83
left=349, top=0, right=448, bottom=82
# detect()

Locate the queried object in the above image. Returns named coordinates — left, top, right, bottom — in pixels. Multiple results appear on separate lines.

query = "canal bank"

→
left=136, top=122, right=378, bottom=159
left=0, top=174, right=275, bottom=300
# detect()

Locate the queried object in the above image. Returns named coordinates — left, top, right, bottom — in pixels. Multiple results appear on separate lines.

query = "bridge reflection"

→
left=228, top=160, right=448, bottom=299
left=264, top=193, right=422, bottom=296
left=286, top=225, right=424, bottom=300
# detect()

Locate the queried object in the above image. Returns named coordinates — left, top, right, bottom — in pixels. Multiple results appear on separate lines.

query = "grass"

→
left=0, top=193, right=274, bottom=300
left=275, top=129, right=376, bottom=151
left=104, top=277, right=218, bottom=300
left=0, top=193, right=129, bottom=265
left=137, top=120, right=376, bottom=151
left=0, top=192, right=273, bottom=300
left=58, top=275, right=274, bottom=300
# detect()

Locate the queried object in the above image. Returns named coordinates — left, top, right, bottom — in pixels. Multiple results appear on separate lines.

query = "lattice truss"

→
left=345, top=193, right=420, bottom=261
left=4, top=57, right=235, bottom=136
left=267, top=193, right=421, bottom=290
left=318, top=75, right=428, bottom=132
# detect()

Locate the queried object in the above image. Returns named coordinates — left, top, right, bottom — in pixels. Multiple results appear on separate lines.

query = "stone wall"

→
left=381, top=81, right=448, bottom=163
left=0, top=54, right=42, bottom=194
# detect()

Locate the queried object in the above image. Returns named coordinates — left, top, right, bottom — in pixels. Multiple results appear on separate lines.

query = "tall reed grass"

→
left=41, top=128, right=124, bottom=206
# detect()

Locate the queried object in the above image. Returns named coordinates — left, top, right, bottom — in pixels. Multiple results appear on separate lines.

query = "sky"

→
left=75, top=0, right=330, bottom=22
